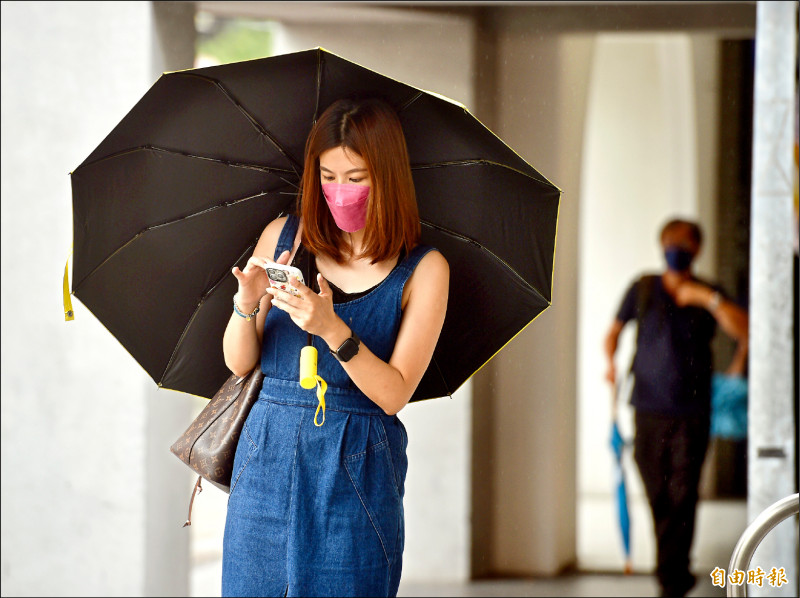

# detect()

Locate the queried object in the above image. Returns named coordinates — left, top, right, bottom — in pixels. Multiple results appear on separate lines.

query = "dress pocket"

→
left=344, top=439, right=402, bottom=567
left=229, top=401, right=267, bottom=495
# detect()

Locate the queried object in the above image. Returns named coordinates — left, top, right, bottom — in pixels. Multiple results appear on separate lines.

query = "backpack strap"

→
left=636, top=275, right=657, bottom=328
left=629, top=274, right=657, bottom=375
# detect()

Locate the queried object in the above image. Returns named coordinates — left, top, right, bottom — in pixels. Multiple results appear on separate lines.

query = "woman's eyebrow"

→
left=320, top=165, right=368, bottom=174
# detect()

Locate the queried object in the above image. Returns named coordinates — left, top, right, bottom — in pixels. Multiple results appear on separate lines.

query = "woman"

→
left=220, top=98, right=449, bottom=597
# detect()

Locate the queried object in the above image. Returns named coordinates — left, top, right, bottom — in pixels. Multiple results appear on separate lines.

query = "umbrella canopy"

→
left=70, top=47, right=560, bottom=401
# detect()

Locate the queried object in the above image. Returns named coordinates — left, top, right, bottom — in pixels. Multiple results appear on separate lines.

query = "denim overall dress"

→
left=222, top=215, right=435, bottom=597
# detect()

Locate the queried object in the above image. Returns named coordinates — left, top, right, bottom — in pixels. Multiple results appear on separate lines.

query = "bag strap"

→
left=182, top=477, right=203, bottom=527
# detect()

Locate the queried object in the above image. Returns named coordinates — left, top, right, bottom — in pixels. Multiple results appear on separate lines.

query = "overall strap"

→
left=274, top=214, right=300, bottom=260
left=397, top=244, right=437, bottom=277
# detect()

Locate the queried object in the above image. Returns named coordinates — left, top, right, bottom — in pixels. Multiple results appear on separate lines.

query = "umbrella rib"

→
left=176, top=72, right=303, bottom=177
left=420, top=220, right=550, bottom=306
left=312, top=49, right=322, bottom=124
left=75, top=145, right=299, bottom=182
left=412, top=159, right=557, bottom=188
left=430, top=354, right=453, bottom=399
left=397, top=91, right=424, bottom=112
left=158, top=240, right=260, bottom=388
left=72, top=190, right=289, bottom=292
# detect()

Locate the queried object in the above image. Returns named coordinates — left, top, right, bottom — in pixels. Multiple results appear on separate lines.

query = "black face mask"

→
left=664, top=247, right=693, bottom=272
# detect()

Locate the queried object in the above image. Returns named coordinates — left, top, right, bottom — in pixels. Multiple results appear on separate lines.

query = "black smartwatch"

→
left=330, top=331, right=360, bottom=363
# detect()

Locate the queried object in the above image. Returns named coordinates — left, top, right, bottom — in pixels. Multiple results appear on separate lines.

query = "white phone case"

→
left=265, top=263, right=305, bottom=297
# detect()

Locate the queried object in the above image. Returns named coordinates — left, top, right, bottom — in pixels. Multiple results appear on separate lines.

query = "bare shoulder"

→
left=416, top=249, right=449, bottom=279
left=263, top=215, right=289, bottom=242
left=253, top=215, right=290, bottom=257
left=406, top=249, right=449, bottom=300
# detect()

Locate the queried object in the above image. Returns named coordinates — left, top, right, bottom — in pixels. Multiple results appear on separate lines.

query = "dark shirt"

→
left=290, top=244, right=402, bottom=304
left=616, top=274, right=719, bottom=417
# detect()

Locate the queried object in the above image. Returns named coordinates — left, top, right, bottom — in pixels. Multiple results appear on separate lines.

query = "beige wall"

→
left=470, top=28, right=593, bottom=576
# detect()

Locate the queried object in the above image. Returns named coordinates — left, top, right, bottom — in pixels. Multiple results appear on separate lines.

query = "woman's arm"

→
left=269, top=250, right=450, bottom=415
left=222, top=216, right=289, bottom=377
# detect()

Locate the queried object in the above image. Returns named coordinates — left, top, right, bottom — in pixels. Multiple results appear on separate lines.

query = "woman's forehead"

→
left=320, top=146, right=366, bottom=170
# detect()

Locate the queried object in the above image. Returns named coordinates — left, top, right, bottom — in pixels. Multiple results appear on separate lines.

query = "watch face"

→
left=337, top=337, right=359, bottom=362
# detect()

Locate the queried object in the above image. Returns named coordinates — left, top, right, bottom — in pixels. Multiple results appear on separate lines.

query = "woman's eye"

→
left=322, top=175, right=334, bottom=181
left=349, top=178, right=363, bottom=183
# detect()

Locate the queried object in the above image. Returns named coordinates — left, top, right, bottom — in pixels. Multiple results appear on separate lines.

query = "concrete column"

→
left=477, top=27, right=591, bottom=576
left=1, top=2, right=154, bottom=595
left=747, top=2, right=798, bottom=596
left=145, top=3, right=197, bottom=596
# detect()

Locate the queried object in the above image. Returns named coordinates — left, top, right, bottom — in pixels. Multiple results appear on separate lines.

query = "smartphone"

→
left=265, top=263, right=305, bottom=298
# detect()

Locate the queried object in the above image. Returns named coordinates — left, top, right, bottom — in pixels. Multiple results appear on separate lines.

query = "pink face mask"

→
left=321, top=183, right=370, bottom=232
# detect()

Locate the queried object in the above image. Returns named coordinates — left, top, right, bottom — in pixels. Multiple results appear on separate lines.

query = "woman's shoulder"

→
left=407, top=245, right=449, bottom=283
left=264, top=214, right=291, bottom=234
left=254, top=215, right=293, bottom=257
left=401, top=246, right=449, bottom=310
left=418, top=246, right=448, bottom=268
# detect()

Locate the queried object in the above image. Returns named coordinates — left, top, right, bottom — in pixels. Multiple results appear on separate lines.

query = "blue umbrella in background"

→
left=611, top=382, right=633, bottom=575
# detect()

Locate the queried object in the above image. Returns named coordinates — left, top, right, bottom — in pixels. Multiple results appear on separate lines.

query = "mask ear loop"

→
left=298, top=245, right=327, bottom=426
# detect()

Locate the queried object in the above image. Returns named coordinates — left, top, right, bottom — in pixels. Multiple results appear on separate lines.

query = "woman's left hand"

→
left=266, top=273, right=344, bottom=341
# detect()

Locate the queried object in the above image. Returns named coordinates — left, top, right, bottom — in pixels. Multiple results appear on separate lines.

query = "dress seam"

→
left=284, top=407, right=304, bottom=590
left=344, top=459, right=392, bottom=567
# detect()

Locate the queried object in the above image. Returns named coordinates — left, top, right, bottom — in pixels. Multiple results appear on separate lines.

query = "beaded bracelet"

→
left=233, top=294, right=260, bottom=321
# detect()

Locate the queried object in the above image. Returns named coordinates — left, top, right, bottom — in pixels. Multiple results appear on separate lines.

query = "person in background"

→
left=603, top=218, right=749, bottom=598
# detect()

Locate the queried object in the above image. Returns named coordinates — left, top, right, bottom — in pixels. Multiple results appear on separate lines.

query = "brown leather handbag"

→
left=170, top=367, right=264, bottom=525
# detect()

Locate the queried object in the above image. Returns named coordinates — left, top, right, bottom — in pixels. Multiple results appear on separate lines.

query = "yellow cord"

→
left=63, top=245, right=74, bottom=321
left=312, top=376, right=328, bottom=427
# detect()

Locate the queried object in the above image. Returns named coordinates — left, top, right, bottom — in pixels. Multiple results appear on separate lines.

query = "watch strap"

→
left=330, top=331, right=360, bottom=362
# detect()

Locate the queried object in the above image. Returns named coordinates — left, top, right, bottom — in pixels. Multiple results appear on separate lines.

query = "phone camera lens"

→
left=268, top=268, right=287, bottom=282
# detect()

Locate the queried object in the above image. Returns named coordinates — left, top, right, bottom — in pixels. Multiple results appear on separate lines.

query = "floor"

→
left=397, top=573, right=721, bottom=597
left=192, top=563, right=722, bottom=597
left=188, top=488, right=726, bottom=597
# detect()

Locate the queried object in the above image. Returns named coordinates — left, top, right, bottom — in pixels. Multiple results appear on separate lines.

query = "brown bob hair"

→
left=298, top=98, right=420, bottom=264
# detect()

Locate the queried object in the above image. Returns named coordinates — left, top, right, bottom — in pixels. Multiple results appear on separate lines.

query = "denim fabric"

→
left=222, top=215, right=433, bottom=597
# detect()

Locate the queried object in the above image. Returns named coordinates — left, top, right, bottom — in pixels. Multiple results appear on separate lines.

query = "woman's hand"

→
left=266, top=272, right=346, bottom=343
left=232, top=250, right=291, bottom=309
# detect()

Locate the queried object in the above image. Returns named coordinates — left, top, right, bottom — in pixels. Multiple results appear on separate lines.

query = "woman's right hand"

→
left=232, top=249, right=291, bottom=309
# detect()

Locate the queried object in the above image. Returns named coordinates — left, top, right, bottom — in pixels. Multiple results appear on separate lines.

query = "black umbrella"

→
left=69, top=47, right=560, bottom=402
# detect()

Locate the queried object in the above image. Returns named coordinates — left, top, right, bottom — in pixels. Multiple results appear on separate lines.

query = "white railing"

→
left=727, top=493, right=799, bottom=597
